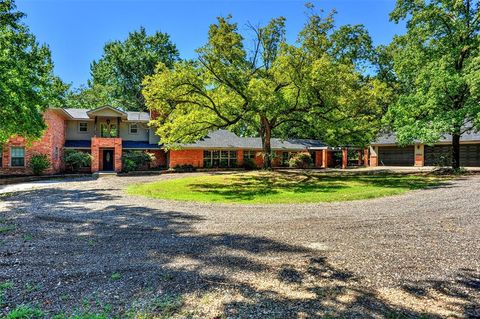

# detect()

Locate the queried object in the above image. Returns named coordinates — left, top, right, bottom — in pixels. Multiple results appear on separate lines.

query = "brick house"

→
left=0, top=106, right=335, bottom=175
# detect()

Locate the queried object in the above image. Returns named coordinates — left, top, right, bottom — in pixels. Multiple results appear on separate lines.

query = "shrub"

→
left=173, top=164, right=196, bottom=172
left=29, top=154, right=50, bottom=175
left=122, top=158, right=137, bottom=173
left=121, top=151, right=156, bottom=172
left=64, top=150, right=93, bottom=171
left=242, top=158, right=257, bottom=170
left=288, top=152, right=313, bottom=169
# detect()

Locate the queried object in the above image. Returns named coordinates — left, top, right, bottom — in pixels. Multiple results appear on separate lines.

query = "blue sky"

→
left=17, top=0, right=404, bottom=88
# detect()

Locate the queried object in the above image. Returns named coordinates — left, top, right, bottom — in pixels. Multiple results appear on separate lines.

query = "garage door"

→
left=425, top=144, right=480, bottom=167
left=378, top=146, right=414, bottom=166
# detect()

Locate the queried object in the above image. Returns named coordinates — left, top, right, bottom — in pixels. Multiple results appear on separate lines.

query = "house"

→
left=367, top=132, right=480, bottom=167
left=0, top=105, right=333, bottom=175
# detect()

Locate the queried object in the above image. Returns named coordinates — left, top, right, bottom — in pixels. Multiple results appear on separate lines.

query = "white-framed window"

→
left=129, top=123, right=139, bottom=134
left=78, top=122, right=89, bottom=133
left=244, top=150, right=256, bottom=160
left=11, top=147, right=25, bottom=167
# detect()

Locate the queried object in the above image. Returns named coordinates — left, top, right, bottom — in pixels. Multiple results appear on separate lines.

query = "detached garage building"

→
left=369, top=132, right=480, bottom=167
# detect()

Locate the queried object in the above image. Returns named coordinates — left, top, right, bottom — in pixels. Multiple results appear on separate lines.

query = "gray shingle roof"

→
left=179, top=130, right=327, bottom=151
left=372, top=131, right=480, bottom=145
left=63, top=108, right=150, bottom=122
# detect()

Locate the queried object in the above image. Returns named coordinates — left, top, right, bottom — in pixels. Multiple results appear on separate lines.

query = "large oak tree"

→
left=143, top=8, right=388, bottom=168
left=0, top=0, right=66, bottom=143
left=386, top=0, right=480, bottom=169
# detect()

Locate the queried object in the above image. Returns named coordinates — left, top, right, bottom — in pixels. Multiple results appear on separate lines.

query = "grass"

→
left=110, top=273, right=121, bottom=281
left=127, top=171, right=445, bottom=204
left=5, top=305, right=44, bottom=319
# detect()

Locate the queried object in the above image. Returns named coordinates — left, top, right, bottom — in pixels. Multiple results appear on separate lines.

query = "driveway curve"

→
left=0, top=173, right=479, bottom=318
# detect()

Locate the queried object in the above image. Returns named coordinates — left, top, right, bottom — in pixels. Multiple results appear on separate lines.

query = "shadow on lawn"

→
left=1, top=187, right=477, bottom=318
left=188, top=171, right=449, bottom=201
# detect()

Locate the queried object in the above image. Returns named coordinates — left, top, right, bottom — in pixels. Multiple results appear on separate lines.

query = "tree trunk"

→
left=260, top=115, right=272, bottom=170
left=452, top=132, right=461, bottom=169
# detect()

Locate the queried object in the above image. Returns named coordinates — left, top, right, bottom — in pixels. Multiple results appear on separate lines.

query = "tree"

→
left=143, top=8, right=387, bottom=169
left=78, top=27, right=179, bottom=111
left=0, top=0, right=66, bottom=143
left=385, top=0, right=480, bottom=169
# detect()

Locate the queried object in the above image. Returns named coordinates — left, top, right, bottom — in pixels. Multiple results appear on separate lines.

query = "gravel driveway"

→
left=0, top=173, right=479, bottom=318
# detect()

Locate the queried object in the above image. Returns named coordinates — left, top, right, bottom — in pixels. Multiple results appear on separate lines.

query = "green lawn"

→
left=127, top=171, right=445, bottom=204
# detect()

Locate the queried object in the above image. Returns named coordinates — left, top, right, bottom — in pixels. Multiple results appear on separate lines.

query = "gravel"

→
left=0, top=172, right=479, bottom=318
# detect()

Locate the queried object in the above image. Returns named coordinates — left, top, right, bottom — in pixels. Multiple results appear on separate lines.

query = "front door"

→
left=103, top=150, right=114, bottom=171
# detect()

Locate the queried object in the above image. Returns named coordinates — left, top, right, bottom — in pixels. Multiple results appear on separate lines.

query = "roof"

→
left=62, top=107, right=150, bottom=122
left=122, top=141, right=161, bottom=149
left=372, top=131, right=480, bottom=145
left=179, top=130, right=327, bottom=151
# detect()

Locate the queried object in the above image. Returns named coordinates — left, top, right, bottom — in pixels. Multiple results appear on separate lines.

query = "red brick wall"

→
left=169, top=149, right=204, bottom=168
left=149, top=150, right=167, bottom=168
left=0, top=110, right=66, bottom=175
left=91, top=137, right=122, bottom=172
left=370, top=156, right=378, bottom=167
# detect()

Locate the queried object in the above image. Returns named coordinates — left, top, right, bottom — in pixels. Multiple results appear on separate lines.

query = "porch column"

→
left=322, top=149, right=328, bottom=168
left=364, top=148, right=370, bottom=167
left=358, top=150, right=363, bottom=166
left=414, top=143, right=424, bottom=167
left=342, top=148, right=348, bottom=169
left=369, top=146, right=378, bottom=167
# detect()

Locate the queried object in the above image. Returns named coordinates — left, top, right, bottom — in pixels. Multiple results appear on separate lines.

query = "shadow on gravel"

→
left=1, top=188, right=478, bottom=318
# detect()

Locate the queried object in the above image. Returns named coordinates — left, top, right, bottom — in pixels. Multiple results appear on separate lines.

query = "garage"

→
left=425, top=144, right=480, bottom=167
left=378, top=146, right=415, bottom=166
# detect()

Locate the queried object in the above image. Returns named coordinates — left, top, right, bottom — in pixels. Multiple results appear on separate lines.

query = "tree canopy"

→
left=67, top=27, right=179, bottom=111
left=385, top=0, right=480, bottom=168
left=143, top=7, right=389, bottom=168
left=0, top=0, right=66, bottom=143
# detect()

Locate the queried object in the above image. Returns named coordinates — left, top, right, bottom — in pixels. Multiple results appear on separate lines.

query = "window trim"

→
left=129, top=123, right=139, bottom=134
left=78, top=122, right=89, bottom=133
left=10, top=146, right=25, bottom=167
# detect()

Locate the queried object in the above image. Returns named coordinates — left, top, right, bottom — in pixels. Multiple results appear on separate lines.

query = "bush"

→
left=64, top=150, right=93, bottom=171
left=288, top=152, right=313, bottom=169
left=121, top=151, right=156, bottom=172
left=242, top=158, right=257, bottom=170
left=173, top=164, right=196, bottom=172
left=29, top=154, right=50, bottom=175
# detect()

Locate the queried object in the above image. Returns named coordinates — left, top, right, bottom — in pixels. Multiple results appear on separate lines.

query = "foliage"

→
left=68, top=27, right=179, bottom=111
left=128, top=171, right=444, bottom=204
left=173, top=164, right=196, bottom=172
left=0, top=0, right=67, bottom=143
left=242, top=158, right=257, bottom=170
left=143, top=6, right=389, bottom=169
left=5, top=304, right=44, bottom=319
left=28, top=154, right=50, bottom=175
left=385, top=0, right=480, bottom=168
left=121, top=151, right=155, bottom=172
left=64, top=150, right=93, bottom=171
left=288, top=152, right=313, bottom=168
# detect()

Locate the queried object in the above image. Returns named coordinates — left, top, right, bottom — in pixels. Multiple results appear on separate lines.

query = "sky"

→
left=16, top=0, right=405, bottom=88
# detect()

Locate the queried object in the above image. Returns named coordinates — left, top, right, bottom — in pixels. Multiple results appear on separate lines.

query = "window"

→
left=78, top=122, right=89, bottom=132
left=109, top=124, right=118, bottom=137
left=244, top=150, right=256, bottom=160
left=129, top=123, right=139, bottom=134
left=203, top=150, right=238, bottom=168
left=281, top=152, right=291, bottom=167
left=11, top=147, right=25, bottom=167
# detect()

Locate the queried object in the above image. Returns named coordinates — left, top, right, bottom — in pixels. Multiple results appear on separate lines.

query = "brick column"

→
left=114, top=139, right=122, bottom=172
left=364, top=148, right=370, bottom=167
left=322, top=150, right=328, bottom=168
left=342, top=148, right=348, bottom=169
left=369, top=146, right=378, bottom=167
left=358, top=150, right=363, bottom=166
left=315, top=151, right=323, bottom=168
left=414, top=143, right=424, bottom=167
